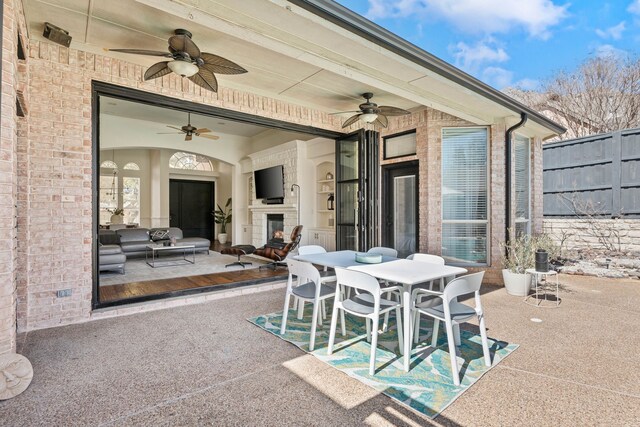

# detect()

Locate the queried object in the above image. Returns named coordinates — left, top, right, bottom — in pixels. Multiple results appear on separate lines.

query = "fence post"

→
left=611, top=131, right=622, bottom=218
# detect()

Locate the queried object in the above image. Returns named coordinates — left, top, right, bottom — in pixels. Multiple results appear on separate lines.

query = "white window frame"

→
left=514, top=134, right=531, bottom=236
left=441, top=126, right=490, bottom=266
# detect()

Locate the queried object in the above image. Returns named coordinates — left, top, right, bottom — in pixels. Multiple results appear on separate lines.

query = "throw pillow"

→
left=151, top=229, right=169, bottom=241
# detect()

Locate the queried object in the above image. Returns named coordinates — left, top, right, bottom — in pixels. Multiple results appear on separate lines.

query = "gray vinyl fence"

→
left=543, top=127, right=640, bottom=218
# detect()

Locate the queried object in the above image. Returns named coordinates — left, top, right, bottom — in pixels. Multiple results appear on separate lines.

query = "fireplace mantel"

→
left=248, top=204, right=297, bottom=212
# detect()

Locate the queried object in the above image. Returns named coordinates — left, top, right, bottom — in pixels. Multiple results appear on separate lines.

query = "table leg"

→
left=403, top=285, right=411, bottom=372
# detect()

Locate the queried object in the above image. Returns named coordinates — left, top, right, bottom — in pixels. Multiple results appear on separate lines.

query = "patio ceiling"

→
left=24, top=0, right=560, bottom=136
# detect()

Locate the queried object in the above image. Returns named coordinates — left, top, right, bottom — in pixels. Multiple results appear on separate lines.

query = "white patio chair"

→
left=328, top=268, right=404, bottom=376
left=407, top=253, right=446, bottom=343
left=367, top=246, right=398, bottom=257
left=411, top=271, right=491, bottom=386
left=281, top=259, right=343, bottom=351
left=296, top=245, right=337, bottom=320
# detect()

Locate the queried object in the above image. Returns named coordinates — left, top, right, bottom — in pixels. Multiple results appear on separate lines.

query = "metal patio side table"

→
left=524, top=268, right=560, bottom=308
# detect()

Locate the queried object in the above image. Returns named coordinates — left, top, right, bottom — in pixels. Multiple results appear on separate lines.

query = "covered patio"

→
left=3, top=274, right=638, bottom=425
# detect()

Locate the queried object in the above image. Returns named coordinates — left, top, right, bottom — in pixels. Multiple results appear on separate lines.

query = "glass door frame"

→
left=381, top=160, right=419, bottom=257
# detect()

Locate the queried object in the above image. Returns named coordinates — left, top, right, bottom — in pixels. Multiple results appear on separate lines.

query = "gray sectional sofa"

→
left=99, top=227, right=211, bottom=273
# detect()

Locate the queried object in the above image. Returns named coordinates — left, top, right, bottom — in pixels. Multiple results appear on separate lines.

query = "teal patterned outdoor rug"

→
left=248, top=305, right=518, bottom=418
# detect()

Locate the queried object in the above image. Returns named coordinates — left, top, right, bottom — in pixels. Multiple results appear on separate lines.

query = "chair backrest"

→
left=442, top=272, right=485, bottom=304
left=282, top=225, right=304, bottom=255
left=298, top=245, right=327, bottom=256
left=367, top=246, right=398, bottom=258
left=286, top=259, right=321, bottom=288
left=407, top=253, right=445, bottom=265
left=335, top=267, right=381, bottom=297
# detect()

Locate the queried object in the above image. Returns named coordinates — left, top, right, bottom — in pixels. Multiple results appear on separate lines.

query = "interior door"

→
left=169, top=179, right=215, bottom=239
left=335, top=129, right=379, bottom=251
left=382, top=162, right=419, bottom=258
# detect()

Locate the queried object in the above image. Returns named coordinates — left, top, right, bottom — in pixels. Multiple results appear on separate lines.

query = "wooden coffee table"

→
left=145, top=243, right=196, bottom=268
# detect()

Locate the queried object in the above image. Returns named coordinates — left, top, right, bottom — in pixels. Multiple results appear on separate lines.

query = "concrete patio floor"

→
left=1, top=274, right=639, bottom=426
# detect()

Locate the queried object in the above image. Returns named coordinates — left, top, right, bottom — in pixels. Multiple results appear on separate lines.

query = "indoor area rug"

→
left=248, top=306, right=518, bottom=418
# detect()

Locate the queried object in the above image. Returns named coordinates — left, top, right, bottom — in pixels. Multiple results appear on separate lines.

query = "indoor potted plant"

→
left=108, top=208, right=124, bottom=225
left=500, top=232, right=558, bottom=296
left=213, top=197, right=232, bottom=244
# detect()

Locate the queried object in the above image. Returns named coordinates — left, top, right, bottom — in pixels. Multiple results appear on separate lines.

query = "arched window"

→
left=123, top=162, right=140, bottom=170
left=169, top=151, right=213, bottom=171
left=100, top=160, right=118, bottom=169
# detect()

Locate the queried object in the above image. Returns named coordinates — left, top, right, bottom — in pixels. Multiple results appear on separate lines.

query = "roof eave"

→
left=287, top=0, right=567, bottom=136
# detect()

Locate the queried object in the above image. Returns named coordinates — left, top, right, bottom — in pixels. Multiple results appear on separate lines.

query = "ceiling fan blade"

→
left=375, top=114, right=389, bottom=127
left=342, top=114, right=362, bottom=128
left=144, top=62, right=172, bottom=81
left=198, top=133, right=220, bottom=140
left=166, top=125, right=183, bottom=131
left=200, top=53, right=248, bottom=75
left=195, top=128, right=211, bottom=134
left=169, top=34, right=201, bottom=58
left=188, top=69, right=218, bottom=92
left=329, top=110, right=360, bottom=116
left=378, top=106, right=411, bottom=116
left=107, top=48, right=172, bottom=57
left=185, top=134, right=193, bottom=142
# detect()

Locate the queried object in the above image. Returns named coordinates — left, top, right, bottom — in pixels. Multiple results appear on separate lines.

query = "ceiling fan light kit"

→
left=331, top=92, right=411, bottom=129
left=168, top=60, right=199, bottom=77
left=107, top=29, right=247, bottom=92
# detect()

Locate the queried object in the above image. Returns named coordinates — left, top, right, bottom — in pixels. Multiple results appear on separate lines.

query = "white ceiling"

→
left=100, top=97, right=269, bottom=138
left=22, top=0, right=558, bottom=136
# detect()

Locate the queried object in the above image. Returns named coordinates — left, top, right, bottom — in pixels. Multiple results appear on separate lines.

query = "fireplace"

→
left=266, top=214, right=284, bottom=242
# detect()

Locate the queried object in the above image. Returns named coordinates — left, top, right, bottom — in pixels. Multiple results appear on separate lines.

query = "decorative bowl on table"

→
left=355, top=252, right=382, bottom=264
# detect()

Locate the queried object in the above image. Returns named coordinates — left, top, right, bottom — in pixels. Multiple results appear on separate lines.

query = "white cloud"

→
left=482, top=67, right=514, bottom=89
left=366, top=0, right=569, bottom=39
left=629, top=0, right=640, bottom=15
left=451, top=40, right=509, bottom=73
left=514, top=78, right=540, bottom=90
left=594, top=44, right=627, bottom=59
left=595, top=21, right=626, bottom=40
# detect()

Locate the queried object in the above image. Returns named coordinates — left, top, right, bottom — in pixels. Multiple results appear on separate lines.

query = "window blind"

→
left=514, top=135, right=530, bottom=236
left=442, top=128, right=488, bottom=264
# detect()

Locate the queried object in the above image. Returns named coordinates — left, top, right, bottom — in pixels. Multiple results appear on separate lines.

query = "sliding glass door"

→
left=335, top=130, right=379, bottom=251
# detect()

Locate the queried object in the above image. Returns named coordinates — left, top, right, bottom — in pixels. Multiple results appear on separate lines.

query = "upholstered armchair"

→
left=255, top=225, right=303, bottom=269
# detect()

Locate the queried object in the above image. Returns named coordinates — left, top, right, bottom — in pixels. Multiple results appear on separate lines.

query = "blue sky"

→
left=336, top=0, right=640, bottom=90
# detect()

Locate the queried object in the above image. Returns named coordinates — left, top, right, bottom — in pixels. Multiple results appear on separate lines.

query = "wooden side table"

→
left=524, top=269, right=560, bottom=308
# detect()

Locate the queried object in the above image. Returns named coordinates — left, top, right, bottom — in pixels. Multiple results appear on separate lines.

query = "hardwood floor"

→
left=99, top=267, right=287, bottom=304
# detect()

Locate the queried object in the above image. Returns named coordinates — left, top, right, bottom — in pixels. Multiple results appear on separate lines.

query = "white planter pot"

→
left=218, top=233, right=228, bottom=244
left=110, top=214, right=123, bottom=224
left=502, top=269, right=532, bottom=297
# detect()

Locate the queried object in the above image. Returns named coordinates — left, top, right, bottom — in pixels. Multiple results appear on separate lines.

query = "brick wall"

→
left=17, top=40, right=343, bottom=332
left=0, top=0, right=28, bottom=355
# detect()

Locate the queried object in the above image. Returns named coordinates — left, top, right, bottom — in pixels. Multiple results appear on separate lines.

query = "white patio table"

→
left=294, top=250, right=467, bottom=371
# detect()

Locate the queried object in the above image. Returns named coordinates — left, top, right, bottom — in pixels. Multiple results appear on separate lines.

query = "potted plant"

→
left=108, top=208, right=124, bottom=225
left=501, top=232, right=558, bottom=296
left=212, top=197, right=232, bottom=244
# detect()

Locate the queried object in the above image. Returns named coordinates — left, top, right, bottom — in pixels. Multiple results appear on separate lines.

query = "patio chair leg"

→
left=280, top=292, right=291, bottom=335
left=382, top=291, right=392, bottom=332
left=445, top=320, right=460, bottom=386
left=369, top=316, right=380, bottom=376
left=366, top=317, right=371, bottom=343
left=340, top=306, right=346, bottom=337
left=321, top=299, right=327, bottom=320
left=431, top=319, right=440, bottom=348
left=453, top=324, right=461, bottom=346
left=297, top=299, right=305, bottom=320
left=478, top=312, right=492, bottom=367
left=310, top=301, right=320, bottom=352
left=327, top=305, right=339, bottom=356
left=317, top=302, right=323, bottom=326
left=413, top=311, right=421, bottom=344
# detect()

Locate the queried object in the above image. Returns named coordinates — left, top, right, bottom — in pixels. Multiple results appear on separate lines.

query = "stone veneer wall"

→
left=543, top=218, right=640, bottom=254
left=0, top=0, right=28, bottom=355
left=16, top=39, right=342, bottom=332
left=248, top=141, right=301, bottom=247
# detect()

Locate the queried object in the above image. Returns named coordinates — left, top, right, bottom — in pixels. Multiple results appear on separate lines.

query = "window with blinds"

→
left=514, top=134, right=531, bottom=236
left=441, top=127, right=488, bottom=265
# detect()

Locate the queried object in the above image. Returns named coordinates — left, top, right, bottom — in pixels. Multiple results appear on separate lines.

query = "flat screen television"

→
left=254, top=165, right=285, bottom=201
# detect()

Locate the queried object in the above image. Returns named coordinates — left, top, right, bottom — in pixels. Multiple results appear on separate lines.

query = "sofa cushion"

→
left=99, top=230, right=119, bottom=245
left=99, top=244, right=123, bottom=255
left=167, top=227, right=184, bottom=240
left=120, top=241, right=152, bottom=253
left=117, top=228, right=150, bottom=243
left=178, top=237, right=210, bottom=249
